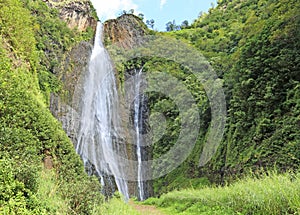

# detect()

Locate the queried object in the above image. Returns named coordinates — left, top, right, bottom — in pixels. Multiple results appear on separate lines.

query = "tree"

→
left=181, top=20, right=189, bottom=29
left=166, top=20, right=180, bottom=31
left=128, top=9, right=134, bottom=14
left=146, top=19, right=155, bottom=29
left=138, top=13, right=144, bottom=20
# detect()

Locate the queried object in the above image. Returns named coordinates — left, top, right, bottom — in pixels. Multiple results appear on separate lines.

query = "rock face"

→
left=46, top=0, right=96, bottom=143
left=104, top=14, right=148, bottom=49
left=44, top=0, right=97, bottom=31
left=50, top=41, right=93, bottom=143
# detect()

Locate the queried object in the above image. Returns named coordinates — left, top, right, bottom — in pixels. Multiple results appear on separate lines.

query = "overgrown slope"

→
left=0, top=0, right=102, bottom=214
left=113, top=0, right=300, bottom=195
left=189, top=0, right=300, bottom=181
left=162, top=0, right=299, bottom=193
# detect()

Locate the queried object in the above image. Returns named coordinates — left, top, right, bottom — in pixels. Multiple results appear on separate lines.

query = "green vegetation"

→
left=22, top=0, right=95, bottom=102
left=99, top=197, right=142, bottom=215
left=110, top=0, right=299, bottom=202
left=1, top=0, right=299, bottom=213
left=0, top=0, right=103, bottom=214
left=144, top=172, right=300, bottom=215
left=144, top=0, right=300, bottom=195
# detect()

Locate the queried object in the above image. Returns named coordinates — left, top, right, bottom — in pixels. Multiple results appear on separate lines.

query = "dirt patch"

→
left=129, top=200, right=165, bottom=215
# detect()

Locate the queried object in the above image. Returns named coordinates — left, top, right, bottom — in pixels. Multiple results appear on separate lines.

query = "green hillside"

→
left=0, top=0, right=102, bottom=214
left=144, top=172, right=300, bottom=214
left=146, top=0, right=300, bottom=194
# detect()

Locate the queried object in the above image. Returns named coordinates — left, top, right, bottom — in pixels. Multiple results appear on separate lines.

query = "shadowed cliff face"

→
left=44, top=0, right=97, bottom=31
left=47, top=0, right=97, bottom=142
left=104, top=14, right=148, bottom=49
left=50, top=41, right=93, bottom=144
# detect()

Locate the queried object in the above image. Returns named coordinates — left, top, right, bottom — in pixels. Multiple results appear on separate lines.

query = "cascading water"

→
left=125, top=68, right=150, bottom=201
left=132, top=69, right=146, bottom=201
left=76, top=22, right=129, bottom=200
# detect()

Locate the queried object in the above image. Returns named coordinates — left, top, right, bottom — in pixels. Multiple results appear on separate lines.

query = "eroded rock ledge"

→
left=44, top=0, right=97, bottom=31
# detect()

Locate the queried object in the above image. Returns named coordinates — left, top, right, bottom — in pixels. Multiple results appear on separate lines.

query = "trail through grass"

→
left=129, top=200, right=165, bottom=215
left=97, top=198, right=165, bottom=215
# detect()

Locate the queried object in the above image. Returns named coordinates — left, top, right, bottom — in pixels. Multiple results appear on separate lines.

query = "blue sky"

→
left=91, top=0, right=217, bottom=31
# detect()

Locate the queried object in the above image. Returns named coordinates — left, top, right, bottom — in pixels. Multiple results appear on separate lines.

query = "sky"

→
left=90, top=0, right=218, bottom=31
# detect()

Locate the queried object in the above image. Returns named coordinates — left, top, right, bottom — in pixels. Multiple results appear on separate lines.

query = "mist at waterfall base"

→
left=76, top=23, right=150, bottom=201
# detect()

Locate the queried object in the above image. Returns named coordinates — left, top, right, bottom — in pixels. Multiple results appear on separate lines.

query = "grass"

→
left=35, top=169, right=69, bottom=214
left=36, top=169, right=142, bottom=215
left=143, top=172, right=300, bottom=215
left=97, top=198, right=142, bottom=215
left=15, top=167, right=300, bottom=215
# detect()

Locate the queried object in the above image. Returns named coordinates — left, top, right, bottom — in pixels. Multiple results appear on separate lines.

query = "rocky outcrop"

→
left=104, top=14, right=148, bottom=49
left=44, top=0, right=97, bottom=31
left=43, top=1, right=96, bottom=142
left=50, top=41, right=93, bottom=144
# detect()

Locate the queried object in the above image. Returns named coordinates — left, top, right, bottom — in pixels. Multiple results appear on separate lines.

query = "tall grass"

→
left=36, top=169, right=141, bottom=215
left=97, top=198, right=142, bottom=215
left=143, top=172, right=300, bottom=215
left=35, top=169, right=69, bottom=214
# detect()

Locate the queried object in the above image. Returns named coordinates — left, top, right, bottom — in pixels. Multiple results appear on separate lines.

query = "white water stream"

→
left=132, top=69, right=146, bottom=201
left=76, top=22, right=129, bottom=200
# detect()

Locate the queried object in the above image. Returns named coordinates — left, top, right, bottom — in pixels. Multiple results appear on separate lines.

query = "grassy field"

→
left=142, top=172, right=300, bottom=215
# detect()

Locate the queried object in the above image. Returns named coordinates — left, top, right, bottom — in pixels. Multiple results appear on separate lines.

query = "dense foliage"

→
left=113, top=0, right=300, bottom=196
left=0, top=0, right=103, bottom=214
left=160, top=0, right=299, bottom=190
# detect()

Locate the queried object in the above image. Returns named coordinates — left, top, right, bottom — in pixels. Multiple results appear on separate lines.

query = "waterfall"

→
left=126, top=68, right=150, bottom=201
left=76, top=22, right=129, bottom=200
left=133, top=69, right=146, bottom=201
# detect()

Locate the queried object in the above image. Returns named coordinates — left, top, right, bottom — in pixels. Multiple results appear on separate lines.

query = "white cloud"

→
left=90, top=0, right=139, bottom=21
left=160, top=0, right=167, bottom=9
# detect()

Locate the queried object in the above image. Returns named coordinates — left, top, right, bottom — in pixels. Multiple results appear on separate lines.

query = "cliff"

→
left=44, top=0, right=97, bottom=31
left=50, top=41, right=93, bottom=143
left=51, top=14, right=149, bottom=144
left=44, top=0, right=97, bottom=143
left=104, top=14, right=149, bottom=49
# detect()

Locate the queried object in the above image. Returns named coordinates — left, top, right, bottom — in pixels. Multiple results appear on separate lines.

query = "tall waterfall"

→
left=125, top=68, right=150, bottom=201
left=76, top=22, right=129, bottom=200
left=132, top=69, right=146, bottom=201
